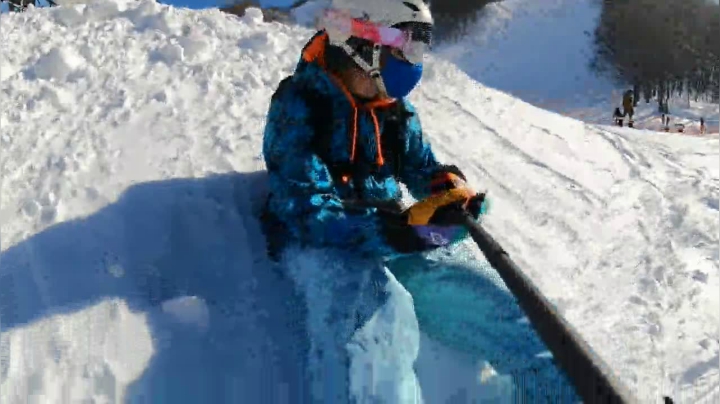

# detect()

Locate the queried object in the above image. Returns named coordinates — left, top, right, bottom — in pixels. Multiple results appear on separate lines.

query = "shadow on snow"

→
left=0, top=170, right=576, bottom=402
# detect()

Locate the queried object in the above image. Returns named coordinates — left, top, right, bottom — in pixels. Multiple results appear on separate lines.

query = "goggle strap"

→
left=339, top=39, right=389, bottom=97
left=339, top=41, right=375, bottom=72
left=373, top=75, right=388, bottom=97
left=372, top=43, right=381, bottom=70
left=369, top=46, right=388, bottom=97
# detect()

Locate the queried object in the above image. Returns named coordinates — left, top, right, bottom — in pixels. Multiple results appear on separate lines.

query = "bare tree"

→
left=429, top=0, right=501, bottom=42
left=4, top=0, right=56, bottom=12
left=592, top=0, right=719, bottom=109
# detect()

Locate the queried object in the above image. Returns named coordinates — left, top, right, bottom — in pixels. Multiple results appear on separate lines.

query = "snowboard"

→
left=386, top=245, right=580, bottom=403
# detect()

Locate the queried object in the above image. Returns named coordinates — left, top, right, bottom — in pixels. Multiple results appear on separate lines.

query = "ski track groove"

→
left=437, top=94, right=602, bottom=207
left=426, top=93, right=596, bottom=257
left=591, top=128, right=719, bottom=397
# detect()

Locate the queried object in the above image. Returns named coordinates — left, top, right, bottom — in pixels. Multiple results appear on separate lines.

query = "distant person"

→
left=613, top=107, right=624, bottom=127
left=700, top=117, right=706, bottom=134
left=664, top=115, right=671, bottom=132
left=622, top=90, right=634, bottom=122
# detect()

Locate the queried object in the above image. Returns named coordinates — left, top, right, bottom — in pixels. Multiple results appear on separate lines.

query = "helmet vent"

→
left=402, top=2, right=420, bottom=12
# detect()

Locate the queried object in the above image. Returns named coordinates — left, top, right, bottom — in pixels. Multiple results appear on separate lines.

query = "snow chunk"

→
left=31, top=47, right=86, bottom=81
left=238, top=31, right=287, bottom=53
left=39, top=84, right=75, bottom=110
left=241, top=7, right=264, bottom=25
left=291, top=0, right=329, bottom=27
left=53, top=5, right=86, bottom=27
left=161, top=296, right=210, bottom=331
left=123, top=0, right=182, bottom=37
left=102, top=300, right=155, bottom=384
left=0, top=60, right=21, bottom=81
left=152, top=42, right=184, bottom=65
left=122, top=0, right=161, bottom=24
left=285, top=249, right=421, bottom=402
left=83, top=0, right=129, bottom=22
left=142, top=10, right=183, bottom=37
left=177, top=32, right=211, bottom=63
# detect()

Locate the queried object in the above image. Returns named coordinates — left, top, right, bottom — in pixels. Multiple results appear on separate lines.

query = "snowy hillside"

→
left=436, top=0, right=614, bottom=111
left=565, top=97, right=719, bottom=136
left=1, top=1, right=718, bottom=402
left=437, top=0, right=719, bottom=134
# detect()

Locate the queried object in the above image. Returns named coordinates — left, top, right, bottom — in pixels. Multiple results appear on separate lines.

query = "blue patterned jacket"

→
left=262, top=33, right=446, bottom=257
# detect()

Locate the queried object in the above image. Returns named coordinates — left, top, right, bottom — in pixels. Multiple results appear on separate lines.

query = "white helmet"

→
left=321, top=0, right=433, bottom=97
left=328, top=0, right=433, bottom=30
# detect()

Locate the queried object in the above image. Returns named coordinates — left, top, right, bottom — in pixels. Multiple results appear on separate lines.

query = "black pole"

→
left=461, top=214, right=637, bottom=403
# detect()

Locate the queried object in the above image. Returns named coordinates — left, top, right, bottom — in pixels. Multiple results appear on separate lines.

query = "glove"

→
left=433, top=165, right=489, bottom=219
left=409, top=165, right=489, bottom=226
left=377, top=165, right=490, bottom=254
left=427, top=192, right=488, bottom=226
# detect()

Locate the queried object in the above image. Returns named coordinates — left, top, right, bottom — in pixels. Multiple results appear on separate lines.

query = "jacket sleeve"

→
left=396, top=101, right=447, bottom=200
left=262, top=83, right=396, bottom=257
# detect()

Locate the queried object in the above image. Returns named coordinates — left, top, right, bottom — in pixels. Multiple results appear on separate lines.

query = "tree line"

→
left=430, top=0, right=501, bottom=41
left=592, top=0, right=720, bottom=108
left=3, top=0, right=55, bottom=12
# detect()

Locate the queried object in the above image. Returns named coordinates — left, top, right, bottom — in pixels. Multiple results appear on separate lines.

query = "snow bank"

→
left=284, top=248, right=422, bottom=402
left=0, top=0, right=717, bottom=402
left=1, top=299, right=153, bottom=403
left=0, top=2, right=310, bottom=402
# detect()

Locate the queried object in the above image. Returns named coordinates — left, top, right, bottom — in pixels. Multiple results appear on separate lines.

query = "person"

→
left=700, top=117, right=706, bottom=135
left=260, top=0, right=489, bottom=401
left=622, top=89, right=634, bottom=124
left=613, top=107, right=624, bottom=127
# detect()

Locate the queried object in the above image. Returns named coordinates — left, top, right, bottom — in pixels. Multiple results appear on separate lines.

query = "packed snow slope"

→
left=436, top=0, right=719, bottom=133
left=567, top=96, right=720, bottom=136
left=436, top=0, right=614, bottom=112
left=0, top=1, right=718, bottom=402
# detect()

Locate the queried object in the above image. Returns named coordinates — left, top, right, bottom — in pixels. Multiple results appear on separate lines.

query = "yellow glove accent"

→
left=406, top=186, right=475, bottom=226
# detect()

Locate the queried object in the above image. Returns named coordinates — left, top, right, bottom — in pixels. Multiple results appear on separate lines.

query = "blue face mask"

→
left=380, top=55, right=423, bottom=99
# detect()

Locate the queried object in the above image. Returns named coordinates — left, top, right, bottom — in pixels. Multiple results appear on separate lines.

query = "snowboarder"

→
left=700, top=117, right=706, bottom=134
left=260, top=0, right=489, bottom=401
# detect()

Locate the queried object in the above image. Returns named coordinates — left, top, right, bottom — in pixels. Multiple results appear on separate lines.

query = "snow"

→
left=282, top=248, right=423, bottom=402
left=437, top=0, right=719, bottom=136
left=579, top=97, right=719, bottom=136
left=0, top=0, right=717, bottom=403
left=161, top=296, right=210, bottom=331
left=289, top=0, right=327, bottom=27
left=436, top=0, right=616, bottom=111
left=29, top=47, right=87, bottom=81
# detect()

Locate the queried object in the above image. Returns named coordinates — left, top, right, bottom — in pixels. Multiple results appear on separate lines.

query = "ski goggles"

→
left=319, top=9, right=432, bottom=64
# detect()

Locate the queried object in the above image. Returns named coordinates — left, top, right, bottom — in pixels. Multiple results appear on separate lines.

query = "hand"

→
left=425, top=191, right=488, bottom=226
left=465, top=192, right=490, bottom=219
left=406, top=165, right=489, bottom=226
